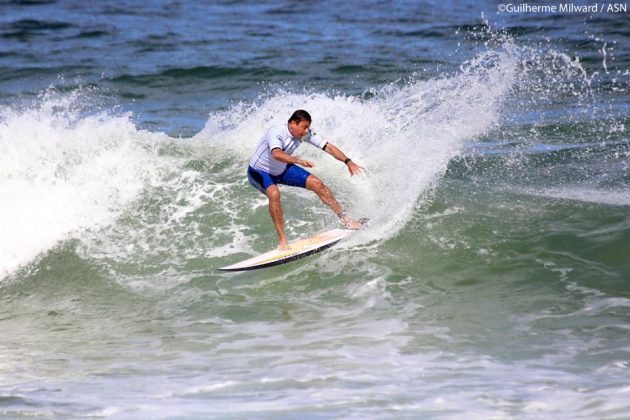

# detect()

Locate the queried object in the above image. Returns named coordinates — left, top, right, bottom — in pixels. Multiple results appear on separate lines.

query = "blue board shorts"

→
left=247, top=164, right=311, bottom=194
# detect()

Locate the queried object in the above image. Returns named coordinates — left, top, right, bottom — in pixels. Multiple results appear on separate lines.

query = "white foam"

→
left=534, top=187, right=630, bottom=206
left=0, top=91, right=169, bottom=279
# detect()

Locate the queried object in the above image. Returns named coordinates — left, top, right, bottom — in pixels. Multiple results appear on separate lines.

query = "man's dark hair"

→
left=288, top=109, right=312, bottom=123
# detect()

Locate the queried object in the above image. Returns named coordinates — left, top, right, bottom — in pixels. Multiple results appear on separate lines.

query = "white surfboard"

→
left=217, top=228, right=355, bottom=272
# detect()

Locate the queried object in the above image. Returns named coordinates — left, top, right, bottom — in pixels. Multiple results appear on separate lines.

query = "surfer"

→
left=247, top=110, right=364, bottom=250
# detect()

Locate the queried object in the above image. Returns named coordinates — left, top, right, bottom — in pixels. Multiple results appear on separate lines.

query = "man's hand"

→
left=347, top=160, right=363, bottom=176
left=298, top=159, right=315, bottom=168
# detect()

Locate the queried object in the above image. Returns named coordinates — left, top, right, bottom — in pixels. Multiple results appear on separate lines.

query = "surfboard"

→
left=217, top=227, right=356, bottom=272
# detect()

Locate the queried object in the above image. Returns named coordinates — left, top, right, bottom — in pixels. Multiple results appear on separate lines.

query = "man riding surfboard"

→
left=247, top=110, right=364, bottom=250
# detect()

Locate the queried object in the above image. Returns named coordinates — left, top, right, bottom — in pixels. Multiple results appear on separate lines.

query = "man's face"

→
left=288, top=120, right=311, bottom=139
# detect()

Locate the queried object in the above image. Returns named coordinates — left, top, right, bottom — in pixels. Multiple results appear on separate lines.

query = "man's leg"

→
left=305, top=175, right=362, bottom=229
left=266, top=185, right=290, bottom=250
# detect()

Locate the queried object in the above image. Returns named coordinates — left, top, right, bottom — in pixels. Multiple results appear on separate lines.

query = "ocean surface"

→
left=1, top=0, right=629, bottom=418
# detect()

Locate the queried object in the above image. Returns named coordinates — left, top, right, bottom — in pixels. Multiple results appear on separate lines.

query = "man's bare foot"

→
left=278, top=240, right=291, bottom=251
left=342, top=216, right=363, bottom=230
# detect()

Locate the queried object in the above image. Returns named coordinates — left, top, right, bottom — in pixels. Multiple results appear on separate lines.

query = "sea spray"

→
left=77, top=40, right=569, bottom=285
left=0, top=90, right=170, bottom=279
left=4, top=36, right=624, bottom=285
left=194, top=41, right=520, bottom=246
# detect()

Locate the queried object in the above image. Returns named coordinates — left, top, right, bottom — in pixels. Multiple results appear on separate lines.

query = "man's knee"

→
left=306, top=175, right=324, bottom=192
left=266, top=185, right=281, bottom=201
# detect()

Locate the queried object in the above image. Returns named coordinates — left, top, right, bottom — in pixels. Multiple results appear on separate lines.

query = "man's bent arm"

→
left=271, top=148, right=314, bottom=168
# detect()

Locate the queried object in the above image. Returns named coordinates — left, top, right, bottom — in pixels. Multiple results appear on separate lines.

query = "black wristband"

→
left=344, top=158, right=352, bottom=165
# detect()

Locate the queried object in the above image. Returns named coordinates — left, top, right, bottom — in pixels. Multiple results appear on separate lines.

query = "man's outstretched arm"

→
left=323, top=143, right=363, bottom=176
